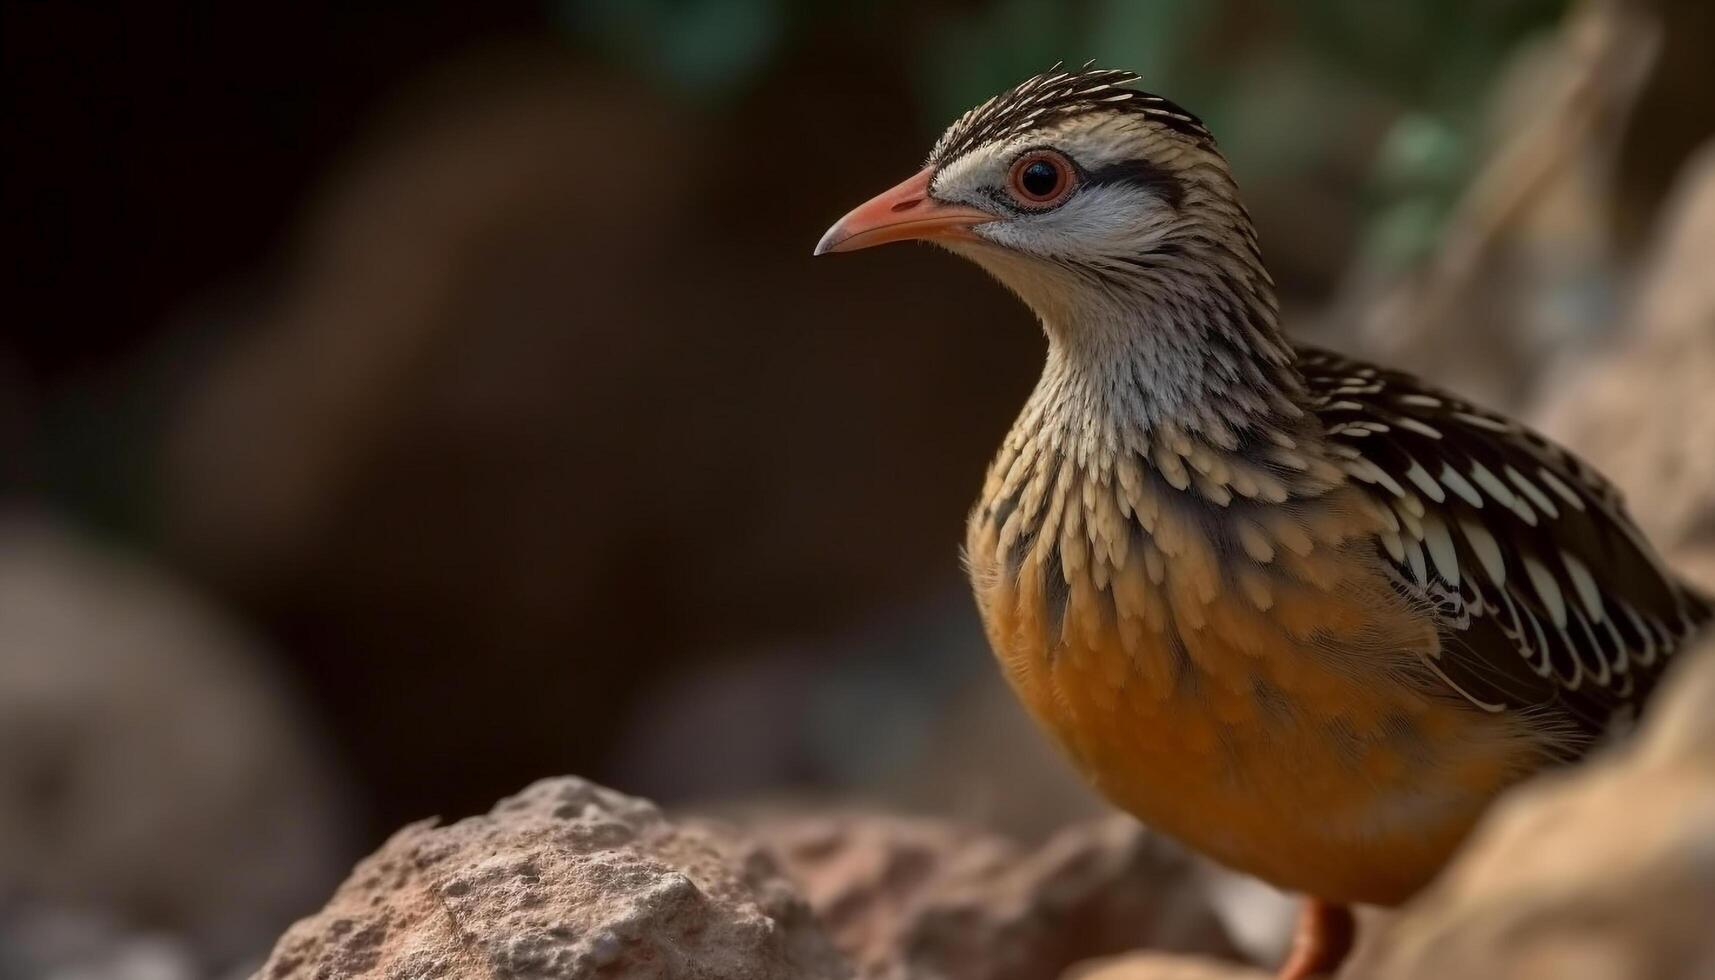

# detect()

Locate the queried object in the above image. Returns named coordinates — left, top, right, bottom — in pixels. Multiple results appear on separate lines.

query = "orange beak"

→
left=813, top=166, right=995, bottom=255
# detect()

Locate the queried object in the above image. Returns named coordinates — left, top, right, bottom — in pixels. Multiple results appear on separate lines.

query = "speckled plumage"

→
left=963, top=329, right=1710, bottom=902
left=839, top=65, right=1712, bottom=913
left=929, top=64, right=1211, bottom=167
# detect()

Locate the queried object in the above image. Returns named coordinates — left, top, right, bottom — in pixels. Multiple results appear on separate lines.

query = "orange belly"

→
left=969, top=539, right=1544, bottom=906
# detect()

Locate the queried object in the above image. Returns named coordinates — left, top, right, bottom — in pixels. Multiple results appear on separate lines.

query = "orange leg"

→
left=1278, top=897, right=1355, bottom=980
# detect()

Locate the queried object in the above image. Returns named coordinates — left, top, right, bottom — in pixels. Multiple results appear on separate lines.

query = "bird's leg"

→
left=1278, top=897, right=1355, bottom=980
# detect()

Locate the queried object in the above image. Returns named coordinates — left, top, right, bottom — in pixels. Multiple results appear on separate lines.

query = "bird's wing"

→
left=1297, top=344, right=1712, bottom=742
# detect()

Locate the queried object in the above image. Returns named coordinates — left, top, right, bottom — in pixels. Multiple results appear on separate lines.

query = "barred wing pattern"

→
left=1300, top=346, right=1713, bottom=741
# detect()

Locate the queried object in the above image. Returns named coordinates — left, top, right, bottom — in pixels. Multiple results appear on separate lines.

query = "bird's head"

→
left=816, top=66, right=1261, bottom=336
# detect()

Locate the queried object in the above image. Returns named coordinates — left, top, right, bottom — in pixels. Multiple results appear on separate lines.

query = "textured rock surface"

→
left=1345, top=637, right=1715, bottom=979
left=749, top=811, right=1237, bottom=980
left=1535, top=139, right=1715, bottom=590
left=255, top=778, right=850, bottom=979
left=0, top=515, right=349, bottom=969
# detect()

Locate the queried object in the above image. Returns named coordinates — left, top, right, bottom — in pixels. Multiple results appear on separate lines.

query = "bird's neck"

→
left=1022, top=252, right=1310, bottom=460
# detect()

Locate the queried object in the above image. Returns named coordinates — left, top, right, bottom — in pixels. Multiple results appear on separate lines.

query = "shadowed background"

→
left=6, top=1, right=1714, bottom=976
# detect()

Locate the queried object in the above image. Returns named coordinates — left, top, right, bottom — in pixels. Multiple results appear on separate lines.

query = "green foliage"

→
left=557, top=0, right=1574, bottom=266
left=1286, top=0, right=1572, bottom=268
left=558, top=0, right=789, bottom=98
left=1290, top=0, right=1571, bottom=107
left=1366, top=111, right=1473, bottom=269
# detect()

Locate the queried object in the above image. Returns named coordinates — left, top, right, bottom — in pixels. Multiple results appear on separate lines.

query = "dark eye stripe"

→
left=1084, top=158, right=1185, bottom=209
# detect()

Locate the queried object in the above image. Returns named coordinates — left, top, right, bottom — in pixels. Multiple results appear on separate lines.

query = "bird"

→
left=814, top=65, right=1713, bottom=978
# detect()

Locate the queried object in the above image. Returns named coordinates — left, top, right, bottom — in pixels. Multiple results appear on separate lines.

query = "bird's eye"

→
left=1007, top=150, right=1076, bottom=208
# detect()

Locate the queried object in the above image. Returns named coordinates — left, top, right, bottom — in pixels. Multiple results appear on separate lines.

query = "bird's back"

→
left=1296, top=344, right=1712, bottom=747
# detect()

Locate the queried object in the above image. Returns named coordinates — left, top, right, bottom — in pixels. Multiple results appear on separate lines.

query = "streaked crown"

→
left=929, top=64, right=1211, bottom=166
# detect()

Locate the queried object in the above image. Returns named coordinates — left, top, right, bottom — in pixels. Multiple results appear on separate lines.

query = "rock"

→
left=254, top=778, right=850, bottom=980
left=0, top=514, right=350, bottom=969
left=1063, top=953, right=1268, bottom=980
left=747, top=810, right=1238, bottom=980
left=256, top=780, right=1247, bottom=980
left=1534, top=139, right=1715, bottom=591
left=1345, top=637, right=1715, bottom=979
left=0, top=905, right=202, bottom=980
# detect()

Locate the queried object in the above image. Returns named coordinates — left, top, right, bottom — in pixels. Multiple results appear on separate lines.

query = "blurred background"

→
left=6, top=0, right=1715, bottom=976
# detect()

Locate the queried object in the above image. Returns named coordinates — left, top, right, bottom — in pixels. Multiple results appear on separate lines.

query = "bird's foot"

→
left=1277, top=897, right=1355, bottom=979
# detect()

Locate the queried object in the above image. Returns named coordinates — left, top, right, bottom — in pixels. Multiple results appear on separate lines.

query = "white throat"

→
left=947, top=238, right=1305, bottom=456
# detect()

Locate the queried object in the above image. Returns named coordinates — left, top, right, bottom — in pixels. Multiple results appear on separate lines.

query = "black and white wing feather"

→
left=1300, top=346, right=1713, bottom=743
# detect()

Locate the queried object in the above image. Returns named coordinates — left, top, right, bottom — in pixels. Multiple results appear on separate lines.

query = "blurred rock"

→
left=1190, top=869, right=1296, bottom=968
left=0, top=905, right=201, bottom=980
left=0, top=514, right=349, bottom=969
left=613, top=591, right=1113, bottom=842
left=156, top=50, right=1035, bottom=828
left=1345, top=637, right=1715, bottom=979
left=1535, top=139, right=1715, bottom=590
left=1063, top=953, right=1267, bottom=980
left=254, top=777, right=850, bottom=980
left=1612, top=0, right=1715, bottom=249
left=882, top=645, right=1114, bottom=840
left=742, top=810, right=1238, bottom=980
